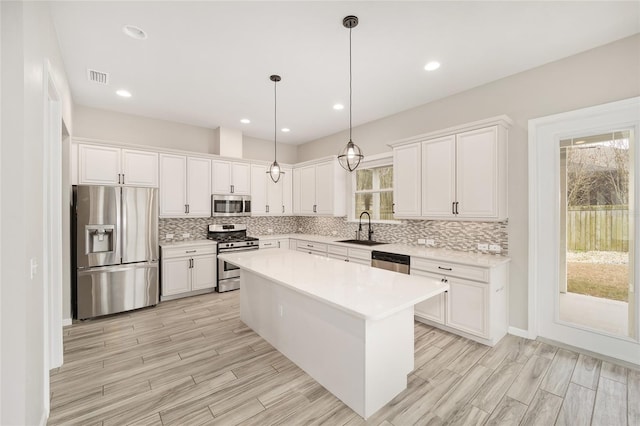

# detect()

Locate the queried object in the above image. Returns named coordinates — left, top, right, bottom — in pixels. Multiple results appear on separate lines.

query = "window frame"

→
left=348, top=152, right=401, bottom=224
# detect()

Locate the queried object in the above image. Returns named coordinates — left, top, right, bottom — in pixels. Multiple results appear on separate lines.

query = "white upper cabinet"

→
left=251, top=164, right=293, bottom=216
left=293, top=158, right=346, bottom=216
left=393, top=143, right=422, bottom=217
left=455, top=127, right=502, bottom=218
left=159, top=154, right=187, bottom=217
left=79, top=144, right=158, bottom=187
left=159, top=154, right=211, bottom=217
left=212, top=160, right=250, bottom=195
left=390, top=116, right=510, bottom=221
left=282, top=167, right=293, bottom=215
left=421, top=135, right=456, bottom=217
left=186, top=157, right=212, bottom=216
left=250, top=164, right=268, bottom=215
left=299, top=165, right=316, bottom=214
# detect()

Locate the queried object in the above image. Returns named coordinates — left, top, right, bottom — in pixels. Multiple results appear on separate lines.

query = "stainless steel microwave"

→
left=211, top=194, right=251, bottom=217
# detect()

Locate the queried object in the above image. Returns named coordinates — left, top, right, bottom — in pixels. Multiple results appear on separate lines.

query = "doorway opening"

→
left=559, top=131, right=632, bottom=337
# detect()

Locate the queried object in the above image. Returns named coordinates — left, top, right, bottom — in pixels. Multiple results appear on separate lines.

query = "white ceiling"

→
left=50, top=1, right=640, bottom=145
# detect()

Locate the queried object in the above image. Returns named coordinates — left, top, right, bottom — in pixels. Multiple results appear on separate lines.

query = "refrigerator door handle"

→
left=120, top=188, right=127, bottom=262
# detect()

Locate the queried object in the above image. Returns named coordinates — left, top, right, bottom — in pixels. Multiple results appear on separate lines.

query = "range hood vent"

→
left=87, top=69, right=109, bottom=85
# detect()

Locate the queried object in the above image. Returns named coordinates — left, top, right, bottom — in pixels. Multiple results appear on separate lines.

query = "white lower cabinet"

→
left=412, top=257, right=507, bottom=346
left=294, top=240, right=328, bottom=256
left=161, top=243, right=217, bottom=300
left=259, top=238, right=289, bottom=249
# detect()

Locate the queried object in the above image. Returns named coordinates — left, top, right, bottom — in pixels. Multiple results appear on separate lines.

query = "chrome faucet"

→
left=358, top=211, right=374, bottom=241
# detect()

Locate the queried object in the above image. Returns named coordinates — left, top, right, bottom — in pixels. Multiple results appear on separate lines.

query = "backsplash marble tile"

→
left=296, top=217, right=508, bottom=255
left=160, top=216, right=508, bottom=255
left=159, top=216, right=299, bottom=242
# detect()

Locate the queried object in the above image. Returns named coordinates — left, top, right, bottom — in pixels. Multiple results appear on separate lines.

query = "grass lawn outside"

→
left=567, top=261, right=629, bottom=302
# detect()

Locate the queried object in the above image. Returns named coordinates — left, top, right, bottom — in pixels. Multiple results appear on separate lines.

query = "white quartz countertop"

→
left=251, top=234, right=509, bottom=268
left=159, top=240, right=216, bottom=248
left=218, top=249, right=449, bottom=321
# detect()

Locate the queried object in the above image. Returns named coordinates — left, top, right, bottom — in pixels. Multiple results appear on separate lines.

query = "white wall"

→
left=74, top=105, right=217, bottom=154
left=0, top=2, right=73, bottom=424
left=243, top=135, right=298, bottom=164
left=73, top=105, right=298, bottom=163
left=297, top=34, right=640, bottom=331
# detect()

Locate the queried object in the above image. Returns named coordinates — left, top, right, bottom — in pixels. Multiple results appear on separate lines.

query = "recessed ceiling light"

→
left=122, top=25, right=147, bottom=40
left=424, top=61, right=441, bottom=71
left=240, top=118, right=251, bottom=124
left=116, top=89, right=132, bottom=98
left=281, top=128, right=290, bottom=133
left=333, top=104, right=344, bottom=110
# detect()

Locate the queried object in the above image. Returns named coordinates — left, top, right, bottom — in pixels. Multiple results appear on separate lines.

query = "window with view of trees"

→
left=354, top=165, right=394, bottom=220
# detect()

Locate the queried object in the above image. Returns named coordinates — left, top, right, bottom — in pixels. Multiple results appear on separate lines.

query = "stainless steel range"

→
left=207, top=224, right=259, bottom=292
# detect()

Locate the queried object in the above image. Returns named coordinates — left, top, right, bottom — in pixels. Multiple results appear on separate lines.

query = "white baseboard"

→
left=62, top=318, right=72, bottom=326
left=39, top=410, right=48, bottom=426
left=508, top=326, right=531, bottom=339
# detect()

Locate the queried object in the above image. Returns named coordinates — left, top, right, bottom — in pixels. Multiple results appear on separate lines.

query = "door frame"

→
left=528, top=96, right=640, bottom=365
left=43, top=59, right=64, bottom=417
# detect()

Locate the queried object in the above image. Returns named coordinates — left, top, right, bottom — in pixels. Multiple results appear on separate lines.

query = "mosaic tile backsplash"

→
left=160, top=216, right=508, bottom=255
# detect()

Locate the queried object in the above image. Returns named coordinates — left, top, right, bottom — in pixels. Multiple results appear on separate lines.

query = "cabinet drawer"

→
left=296, top=247, right=327, bottom=256
left=348, top=247, right=370, bottom=261
left=412, top=258, right=488, bottom=282
left=162, top=244, right=217, bottom=259
left=259, top=240, right=279, bottom=249
left=296, top=240, right=327, bottom=253
left=328, top=245, right=348, bottom=256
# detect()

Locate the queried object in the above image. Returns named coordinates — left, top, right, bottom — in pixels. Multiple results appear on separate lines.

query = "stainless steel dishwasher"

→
left=371, top=250, right=410, bottom=274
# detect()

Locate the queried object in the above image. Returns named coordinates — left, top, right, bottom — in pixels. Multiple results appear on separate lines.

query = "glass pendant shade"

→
left=267, top=160, right=282, bottom=183
left=338, top=140, right=364, bottom=172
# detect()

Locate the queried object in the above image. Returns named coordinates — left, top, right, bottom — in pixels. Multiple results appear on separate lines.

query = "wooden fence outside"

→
left=567, top=206, right=629, bottom=252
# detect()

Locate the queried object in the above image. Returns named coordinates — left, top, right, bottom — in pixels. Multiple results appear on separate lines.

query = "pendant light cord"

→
left=349, top=26, right=352, bottom=142
left=274, top=79, right=277, bottom=160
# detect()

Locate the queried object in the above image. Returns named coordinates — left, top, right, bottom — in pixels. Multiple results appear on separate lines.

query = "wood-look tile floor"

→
left=49, top=292, right=639, bottom=426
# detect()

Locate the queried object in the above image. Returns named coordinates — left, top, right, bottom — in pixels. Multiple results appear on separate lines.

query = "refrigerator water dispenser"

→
left=85, top=224, right=115, bottom=254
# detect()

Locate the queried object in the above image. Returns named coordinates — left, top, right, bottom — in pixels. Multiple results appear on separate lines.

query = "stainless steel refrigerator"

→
left=72, top=185, right=159, bottom=320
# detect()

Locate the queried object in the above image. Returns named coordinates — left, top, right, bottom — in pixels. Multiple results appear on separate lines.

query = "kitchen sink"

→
left=336, top=239, right=387, bottom=246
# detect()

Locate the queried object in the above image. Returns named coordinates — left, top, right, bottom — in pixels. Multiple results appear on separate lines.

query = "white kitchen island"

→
left=217, top=249, right=449, bottom=419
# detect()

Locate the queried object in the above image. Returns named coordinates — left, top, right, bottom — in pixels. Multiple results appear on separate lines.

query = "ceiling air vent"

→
left=87, top=69, right=109, bottom=85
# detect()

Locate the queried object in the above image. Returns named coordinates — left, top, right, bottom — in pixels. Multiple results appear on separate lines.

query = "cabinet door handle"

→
left=313, top=204, right=317, bottom=213
left=187, top=204, right=190, bottom=214
left=438, top=266, right=452, bottom=271
left=185, top=204, right=188, bottom=214
left=230, top=184, right=234, bottom=193
left=392, top=203, right=395, bottom=214
left=186, top=250, right=196, bottom=253
left=122, top=174, right=125, bottom=185
left=496, top=287, right=504, bottom=293
left=282, top=205, right=285, bottom=214
left=452, top=202, right=455, bottom=215
left=266, top=205, right=269, bottom=213
left=345, top=259, right=349, bottom=262
left=455, top=201, right=459, bottom=215
left=117, top=173, right=121, bottom=184
left=277, top=241, right=281, bottom=248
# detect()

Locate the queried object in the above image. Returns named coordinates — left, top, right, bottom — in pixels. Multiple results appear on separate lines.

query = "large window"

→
left=353, top=165, right=394, bottom=220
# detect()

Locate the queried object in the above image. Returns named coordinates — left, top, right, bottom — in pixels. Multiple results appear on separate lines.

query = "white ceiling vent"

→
left=87, top=69, right=109, bottom=85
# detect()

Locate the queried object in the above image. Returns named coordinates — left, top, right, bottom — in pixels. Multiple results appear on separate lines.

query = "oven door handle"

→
left=219, top=247, right=260, bottom=253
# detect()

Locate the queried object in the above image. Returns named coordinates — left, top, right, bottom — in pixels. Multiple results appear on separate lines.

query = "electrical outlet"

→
left=426, top=239, right=435, bottom=246
left=166, top=233, right=174, bottom=240
left=489, top=244, right=502, bottom=253
left=417, top=238, right=426, bottom=245
left=477, top=243, right=489, bottom=251
left=182, top=233, right=190, bottom=239
left=278, top=304, right=284, bottom=317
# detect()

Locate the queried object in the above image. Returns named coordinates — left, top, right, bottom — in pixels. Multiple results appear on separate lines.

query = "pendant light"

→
left=337, top=15, right=364, bottom=172
left=267, top=74, right=284, bottom=183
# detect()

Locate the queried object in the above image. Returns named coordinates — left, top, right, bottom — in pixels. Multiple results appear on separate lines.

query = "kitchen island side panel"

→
left=239, top=269, right=413, bottom=419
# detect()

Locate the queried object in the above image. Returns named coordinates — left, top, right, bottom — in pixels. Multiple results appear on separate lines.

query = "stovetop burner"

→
left=207, top=224, right=258, bottom=244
